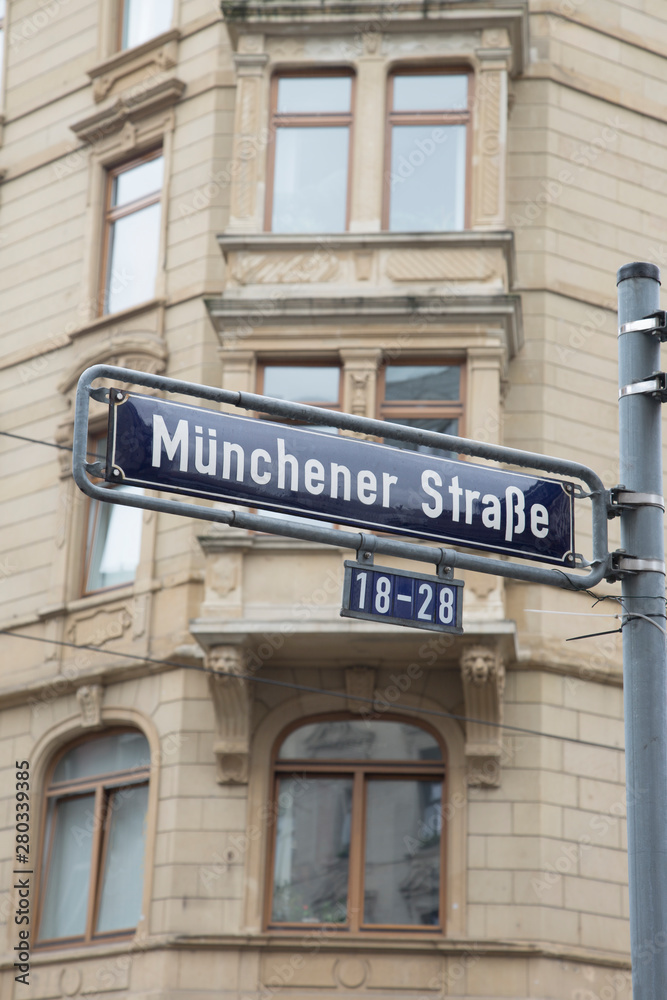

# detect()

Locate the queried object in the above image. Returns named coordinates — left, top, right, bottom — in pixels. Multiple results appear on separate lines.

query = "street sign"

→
left=341, top=561, right=464, bottom=633
left=106, top=391, right=575, bottom=565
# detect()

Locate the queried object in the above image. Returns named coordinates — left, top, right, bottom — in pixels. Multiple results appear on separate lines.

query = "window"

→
left=384, top=70, right=471, bottom=232
left=259, top=362, right=341, bottom=424
left=83, top=436, right=144, bottom=593
left=256, top=363, right=341, bottom=526
left=102, top=150, right=164, bottom=315
left=267, top=716, right=446, bottom=930
left=36, top=730, right=150, bottom=947
left=267, top=72, right=354, bottom=233
left=120, top=0, right=173, bottom=50
left=378, top=362, right=464, bottom=457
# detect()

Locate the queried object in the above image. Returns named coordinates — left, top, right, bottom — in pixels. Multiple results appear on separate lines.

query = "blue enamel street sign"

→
left=106, top=392, right=575, bottom=565
left=341, top=561, right=464, bottom=634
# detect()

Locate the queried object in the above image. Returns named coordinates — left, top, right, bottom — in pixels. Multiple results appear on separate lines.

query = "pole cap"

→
left=617, top=262, right=661, bottom=285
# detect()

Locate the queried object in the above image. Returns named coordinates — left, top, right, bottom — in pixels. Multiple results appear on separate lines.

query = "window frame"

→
left=34, top=728, right=151, bottom=951
left=264, top=713, right=448, bottom=935
left=116, top=0, right=174, bottom=52
left=99, top=147, right=164, bottom=316
left=264, top=68, right=356, bottom=233
left=382, top=66, right=474, bottom=232
left=257, top=359, right=343, bottom=414
left=377, top=358, right=466, bottom=442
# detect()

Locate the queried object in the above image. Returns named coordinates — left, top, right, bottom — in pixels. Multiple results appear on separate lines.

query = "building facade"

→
left=1, top=0, right=665, bottom=997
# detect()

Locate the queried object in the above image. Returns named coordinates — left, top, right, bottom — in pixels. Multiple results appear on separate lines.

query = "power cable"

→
left=0, top=629, right=626, bottom=753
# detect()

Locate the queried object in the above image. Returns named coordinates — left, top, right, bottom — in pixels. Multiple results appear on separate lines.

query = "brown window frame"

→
left=377, top=358, right=466, bottom=440
left=99, top=147, right=163, bottom=316
left=382, top=66, right=474, bottom=232
left=264, top=713, right=448, bottom=935
left=264, top=69, right=356, bottom=233
left=34, top=728, right=150, bottom=951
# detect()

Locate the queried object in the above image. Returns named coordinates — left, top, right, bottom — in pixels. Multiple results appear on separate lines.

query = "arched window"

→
left=267, top=716, right=446, bottom=931
left=36, top=729, right=150, bottom=947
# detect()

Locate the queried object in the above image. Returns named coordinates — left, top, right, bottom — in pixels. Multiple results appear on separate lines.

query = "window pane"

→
left=271, top=776, right=352, bottom=924
left=106, top=202, right=161, bottom=312
left=383, top=417, right=459, bottom=458
left=277, top=76, right=351, bottom=113
left=364, top=779, right=442, bottom=926
left=279, top=720, right=442, bottom=761
left=385, top=365, right=460, bottom=401
left=263, top=366, right=340, bottom=403
left=85, top=487, right=144, bottom=591
left=272, top=127, right=349, bottom=233
left=53, top=731, right=150, bottom=784
left=0, top=1, right=5, bottom=18
left=393, top=74, right=468, bottom=111
left=389, top=124, right=466, bottom=231
left=113, top=156, right=164, bottom=208
left=122, top=0, right=173, bottom=49
left=38, top=795, right=95, bottom=940
left=96, top=784, right=149, bottom=933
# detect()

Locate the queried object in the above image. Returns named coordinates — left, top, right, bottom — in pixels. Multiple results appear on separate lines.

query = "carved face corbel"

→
left=459, top=645, right=506, bottom=786
left=207, top=646, right=252, bottom=784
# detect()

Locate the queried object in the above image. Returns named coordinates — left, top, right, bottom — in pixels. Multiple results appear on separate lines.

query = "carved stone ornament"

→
left=207, top=646, right=251, bottom=784
left=460, top=645, right=506, bottom=787
left=76, top=684, right=103, bottom=729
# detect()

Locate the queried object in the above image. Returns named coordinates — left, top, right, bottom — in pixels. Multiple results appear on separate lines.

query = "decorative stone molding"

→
left=221, top=1, right=529, bottom=76
left=58, top=333, right=168, bottom=395
left=88, top=29, right=180, bottom=103
left=208, top=646, right=252, bottom=784
left=228, top=46, right=269, bottom=232
left=345, top=667, right=376, bottom=713
left=71, top=77, right=185, bottom=144
left=459, top=644, right=505, bottom=786
left=66, top=605, right=134, bottom=649
left=76, top=684, right=104, bottom=729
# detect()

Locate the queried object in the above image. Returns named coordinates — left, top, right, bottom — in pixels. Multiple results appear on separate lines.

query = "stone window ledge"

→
left=218, top=230, right=516, bottom=291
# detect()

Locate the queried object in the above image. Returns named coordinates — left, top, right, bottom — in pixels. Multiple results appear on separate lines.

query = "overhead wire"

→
left=0, top=429, right=98, bottom=460
left=0, top=629, right=626, bottom=753
left=0, top=430, right=635, bottom=752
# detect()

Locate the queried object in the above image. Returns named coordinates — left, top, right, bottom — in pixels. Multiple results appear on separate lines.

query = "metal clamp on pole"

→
left=619, top=372, right=667, bottom=401
left=619, top=310, right=667, bottom=339
left=608, top=486, right=666, bottom=516
left=436, top=551, right=454, bottom=579
left=609, top=550, right=665, bottom=576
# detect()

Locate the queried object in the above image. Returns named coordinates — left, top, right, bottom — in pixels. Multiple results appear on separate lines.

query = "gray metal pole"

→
left=617, top=262, right=667, bottom=998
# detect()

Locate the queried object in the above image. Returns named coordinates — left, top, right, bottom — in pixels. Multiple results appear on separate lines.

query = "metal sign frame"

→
left=341, top=560, right=464, bottom=634
left=73, top=364, right=612, bottom=591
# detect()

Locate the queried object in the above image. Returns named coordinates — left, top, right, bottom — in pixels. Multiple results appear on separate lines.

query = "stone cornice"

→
left=221, top=0, right=530, bottom=74
left=206, top=291, right=523, bottom=358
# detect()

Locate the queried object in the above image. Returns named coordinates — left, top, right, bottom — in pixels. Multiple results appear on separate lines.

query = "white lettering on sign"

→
left=150, top=420, right=554, bottom=545
left=152, top=416, right=189, bottom=472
